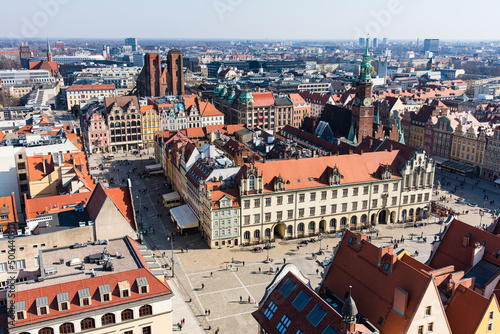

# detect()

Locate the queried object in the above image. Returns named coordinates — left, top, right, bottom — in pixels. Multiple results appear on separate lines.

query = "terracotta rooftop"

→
left=252, top=92, right=275, bottom=107
left=67, top=84, right=115, bottom=91
left=25, top=192, right=90, bottom=220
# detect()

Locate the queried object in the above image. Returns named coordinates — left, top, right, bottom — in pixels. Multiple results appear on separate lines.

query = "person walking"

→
left=248, top=296, right=251, bottom=303
left=210, top=272, right=213, bottom=278
left=201, top=283, right=205, bottom=289
left=240, top=295, right=242, bottom=303
left=259, top=267, right=261, bottom=274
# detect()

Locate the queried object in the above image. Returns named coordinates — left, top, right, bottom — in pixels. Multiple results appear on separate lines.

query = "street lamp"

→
left=479, top=209, right=484, bottom=228
left=318, top=233, right=324, bottom=254
left=167, top=235, right=175, bottom=277
left=265, top=242, right=270, bottom=262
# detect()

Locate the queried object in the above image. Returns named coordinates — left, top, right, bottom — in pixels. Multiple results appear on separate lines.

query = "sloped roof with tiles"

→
left=445, top=284, right=492, bottom=334
left=253, top=264, right=372, bottom=334
left=429, top=219, right=500, bottom=273
left=25, top=192, right=90, bottom=220
left=67, top=84, right=114, bottom=91
left=237, top=150, right=401, bottom=193
left=252, top=92, right=275, bottom=107
left=10, top=267, right=170, bottom=326
left=27, top=154, right=54, bottom=181
left=319, top=230, right=447, bottom=334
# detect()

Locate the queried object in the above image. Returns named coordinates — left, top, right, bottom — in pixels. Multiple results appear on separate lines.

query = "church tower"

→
left=351, top=38, right=374, bottom=141
left=46, top=38, right=53, bottom=62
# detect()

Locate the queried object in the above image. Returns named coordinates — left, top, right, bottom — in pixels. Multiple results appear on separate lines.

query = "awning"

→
left=170, top=204, right=198, bottom=230
left=441, top=160, right=474, bottom=174
left=431, top=156, right=448, bottom=165
left=162, top=192, right=180, bottom=202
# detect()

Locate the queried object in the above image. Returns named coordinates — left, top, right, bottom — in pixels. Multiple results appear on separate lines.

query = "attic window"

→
left=384, top=263, right=390, bottom=271
left=14, top=301, right=26, bottom=321
left=298, top=179, right=301, bottom=183
left=136, top=276, right=149, bottom=294
left=57, top=292, right=70, bottom=311
left=99, top=284, right=112, bottom=302
left=119, top=280, right=131, bottom=298
left=36, top=296, right=49, bottom=316
left=308, top=178, right=312, bottom=181
left=348, top=237, right=354, bottom=244
left=377, top=317, right=384, bottom=326
left=78, top=288, right=91, bottom=307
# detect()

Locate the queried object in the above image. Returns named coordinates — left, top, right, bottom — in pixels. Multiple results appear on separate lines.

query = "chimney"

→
left=369, top=138, right=373, bottom=147
left=348, top=149, right=353, bottom=155
left=360, top=149, right=364, bottom=155
left=43, top=159, right=47, bottom=175
left=287, top=154, right=291, bottom=160
left=296, top=155, right=299, bottom=160
left=389, top=145, right=393, bottom=152
left=462, top=233, right=471, bottom=248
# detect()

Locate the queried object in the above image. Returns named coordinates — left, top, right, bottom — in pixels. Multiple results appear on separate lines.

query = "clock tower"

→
left=351, top=38, right=374, bottom=141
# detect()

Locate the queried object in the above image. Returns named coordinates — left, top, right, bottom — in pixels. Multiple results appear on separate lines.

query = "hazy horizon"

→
left=2, top=0, right=499, bottom=41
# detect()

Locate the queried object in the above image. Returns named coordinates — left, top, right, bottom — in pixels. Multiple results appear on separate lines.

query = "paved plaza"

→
left=87, top=151, right=500, bottom=333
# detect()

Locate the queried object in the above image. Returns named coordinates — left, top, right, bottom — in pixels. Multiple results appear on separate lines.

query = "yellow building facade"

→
left=141, top=106, right=161, bottom=148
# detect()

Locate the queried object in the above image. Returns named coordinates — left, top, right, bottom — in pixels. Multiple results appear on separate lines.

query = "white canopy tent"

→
left=170, top=205, right=198, bottom=230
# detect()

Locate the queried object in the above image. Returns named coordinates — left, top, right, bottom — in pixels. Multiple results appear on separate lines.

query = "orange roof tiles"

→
left=0, top=130, right=4, bottom=141
left=240, top=150, right=401, bottom=193
left=0, top=193, right=17, bottom=228
left=445, top=284, right=491, bottom=334
left=25, top=192, right=90, bottom=220
left=104, top=186, right=136, bottom=230
left=429, top=219, right=500, bottom=272
left=11, top=268, right=170, bottom=326
left=199, top=101, right=223, bottom=117
left=67, top=84, right=115, bottom=91
left=27, top=155, right=54, bottom=181
left=252, top=92, right=275, bottom=107
left=320, top=231, right=447, bottom=333
left=104, top=96, right=139, bottom=111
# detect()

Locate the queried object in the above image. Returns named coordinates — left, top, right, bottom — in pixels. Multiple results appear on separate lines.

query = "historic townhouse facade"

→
left=81, top=103, right=109, bottom=153
left=236, top=151, right=434, bottom=245
left=482, top=125, right=500, bottom=180
left=432, top=115, right=454, bottom=159
left=141, top=105, right=161, bottom=148
left=104, top=96, right=143, bottom=152
left=451, top=122, right=487, bottom=175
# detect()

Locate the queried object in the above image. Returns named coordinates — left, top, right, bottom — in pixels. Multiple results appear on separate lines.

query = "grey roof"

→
left=56, top=292, right=69, bottom=303
left=274, top=96, right=293, bottom=106
left=98, top=284, right=111, bottom=294
left=36, top=209, right=91, bottom=234
left=14, top=301, right=26, bottom=312
left=465, top=259, right=500, bottom=289
left=136, top=276, right=149, bottom=286
left=35, top=296, right=49, bottom=307
left=78, top=288, right=91, bottom=298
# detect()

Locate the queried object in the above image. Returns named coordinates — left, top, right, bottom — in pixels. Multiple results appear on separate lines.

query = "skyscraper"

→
left=424, top=39, right=439, bottom=53
left=125, top=37, right=138, bottom=51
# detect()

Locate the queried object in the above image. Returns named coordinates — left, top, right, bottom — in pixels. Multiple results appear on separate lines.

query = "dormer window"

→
left=249, top=175, right=255, bottom=190
left=136, top=276, right=149, bottom=294
left=99, top=284, right=112, bottom=302
left=57, top=292, right=70, bottom=311
left=118, top=280, right=131, bottom=298
left=14, top=301, right=26, bottom=320
left=36, top=296, right=49, bottom=316
left=78, top=288, right=91, bottom=307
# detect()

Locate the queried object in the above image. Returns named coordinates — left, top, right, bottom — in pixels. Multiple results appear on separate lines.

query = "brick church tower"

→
left=349, top=38, right=374, bottom=142
left=166, top=49, right=184, bottom=96
left=136, top=50, right=184, bottom=97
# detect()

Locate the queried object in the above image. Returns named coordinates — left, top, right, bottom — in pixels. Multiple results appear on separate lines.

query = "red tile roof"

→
left=445, top=284, right=492, bottom=334
left=0, top=193, right=17, bottom=228
left=104, top=96, right=139, bottom=111
left=25, top=192, right=90, bottom=220
left=11, top=268, right=171, bottom=326
left=429, top=219, right=500, bottom=272
left=104, top=187, right=136, bottom=230
left=27, top=155, right=54, bottom=181
left=252, top=92, right=275, bottom=107
left=67, top=84, right=115, bottom=91
left=199, top=101, right=223, bottom=117
left=320, top=230, right=449, bottom=333
left=237, top=150, right=401, bottom=193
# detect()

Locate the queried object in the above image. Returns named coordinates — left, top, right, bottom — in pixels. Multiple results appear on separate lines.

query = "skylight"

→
left=279, top=278, right=297, bottom=298
left=292, top=291, right=311, bottom=312
left=307, top=305, right=327, bottom=327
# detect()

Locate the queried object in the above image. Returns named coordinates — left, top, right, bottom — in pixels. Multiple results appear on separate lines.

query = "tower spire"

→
left=358, top=37, right=372, bottom=85
left=46, top=38, right=53, bottom=62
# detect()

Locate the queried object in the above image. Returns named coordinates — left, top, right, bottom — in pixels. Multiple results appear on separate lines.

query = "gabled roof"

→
left=445, top=284, right=492, bottom=334
left=104, top=187, right=136, bottom=230
left=104, top=96, right=139, bottom=113
left=320, top=230, right=442, bottom=334
left=25, top=192, right=90, bottom=220
left=429, top=219, right=500, bottom=273
left=253, top=264, right=369, bottom=334
left=27, top=154, right=54, bottom=181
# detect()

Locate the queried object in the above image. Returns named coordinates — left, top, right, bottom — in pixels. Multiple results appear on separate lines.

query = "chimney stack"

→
left=389, top=145, right=393, bottom=152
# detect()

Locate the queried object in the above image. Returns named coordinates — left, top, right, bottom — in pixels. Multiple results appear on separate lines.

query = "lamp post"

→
left=479, top=209, right=484, bottom=228
left=318, top=233, right=324, bottom=254
left=266, top=242, right=270, bottom=262
left=167, top=236, right=174, bottom=277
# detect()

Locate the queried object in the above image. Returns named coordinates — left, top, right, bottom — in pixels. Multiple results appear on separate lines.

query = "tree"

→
left=0, top=57, right=22, bottom=70
left=0, top=91, right=20, bottom=107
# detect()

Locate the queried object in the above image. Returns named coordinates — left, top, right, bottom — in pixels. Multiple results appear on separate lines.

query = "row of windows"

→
left=22, top=306, right=152, bottom=334
left=214, top=228, right=238, bottom=237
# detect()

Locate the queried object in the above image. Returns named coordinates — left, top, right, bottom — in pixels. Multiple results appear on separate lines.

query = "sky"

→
left=1, top=0, right=499, bottom=41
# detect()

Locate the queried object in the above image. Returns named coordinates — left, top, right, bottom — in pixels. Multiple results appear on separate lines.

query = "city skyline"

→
left=2, top=0, right=499, bottom=41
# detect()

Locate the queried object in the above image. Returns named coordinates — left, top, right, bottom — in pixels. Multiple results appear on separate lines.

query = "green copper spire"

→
left=358, top=38, right=372, bottom=85
left=348, top=123, right=355, bottom=142
left=47, top=38, right=51, bottom=54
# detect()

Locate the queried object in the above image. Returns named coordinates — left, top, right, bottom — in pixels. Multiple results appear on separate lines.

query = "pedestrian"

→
left=259, top=267, right=261, bottom=274
left=208, top=309, right=211, bottom=315
left=210, top=272, right=213, bottom=278
left=248, top=296, right=251, bottom=303
left=215, top=327, right=220, bottom=334
left=202, top=283, right=205, bottom=289
left=240, top=295, right=242, bottom=303
left=283, top=258, right=286, bottom=264
left=316, top=268, right=319, bottom=275
left=205, top=309, right=207, bottom=315
left=243, top=261, right=245, bottom=266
